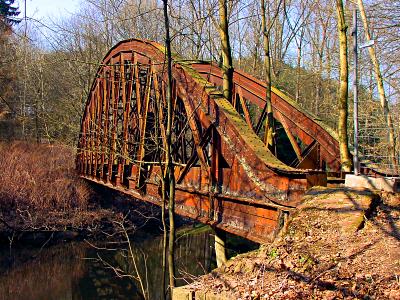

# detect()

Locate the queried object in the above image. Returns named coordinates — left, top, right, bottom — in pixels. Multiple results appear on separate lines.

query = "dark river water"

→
left=0, top=225, right=257, bottom=300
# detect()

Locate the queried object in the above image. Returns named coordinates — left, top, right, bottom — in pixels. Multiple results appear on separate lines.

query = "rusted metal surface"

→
left=77, top=39, right=334, bottom=243
left=191, top=62, right=342, bottom=173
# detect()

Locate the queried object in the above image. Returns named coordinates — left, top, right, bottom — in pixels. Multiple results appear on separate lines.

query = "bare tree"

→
left=162, top=0, right=176, bottom=290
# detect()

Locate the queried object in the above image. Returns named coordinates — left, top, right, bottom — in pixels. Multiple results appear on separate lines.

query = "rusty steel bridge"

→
left=77, top=39, right=344, bottom=243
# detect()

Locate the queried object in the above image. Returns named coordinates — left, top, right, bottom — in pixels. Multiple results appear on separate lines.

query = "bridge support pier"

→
left=214, top=227, right=227, bottom=267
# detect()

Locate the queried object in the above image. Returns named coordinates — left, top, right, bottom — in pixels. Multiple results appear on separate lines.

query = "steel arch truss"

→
left=191, top=63, right=342, bottom=173
left=77, top=39, right=329, bottom=243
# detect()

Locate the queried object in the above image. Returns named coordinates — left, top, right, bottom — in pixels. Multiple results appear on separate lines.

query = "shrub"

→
left=0, top=142, right=91, bottom=212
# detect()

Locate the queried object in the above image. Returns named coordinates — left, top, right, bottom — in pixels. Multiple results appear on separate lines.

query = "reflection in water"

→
left=0, top=226, right=216, bottom=300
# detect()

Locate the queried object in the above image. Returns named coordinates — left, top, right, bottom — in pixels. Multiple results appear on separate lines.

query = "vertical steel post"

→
left=352, top=8, right=360, bottom=175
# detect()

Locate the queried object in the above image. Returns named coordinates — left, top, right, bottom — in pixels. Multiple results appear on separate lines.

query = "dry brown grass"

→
left=0, top=142, right=91, bottom=213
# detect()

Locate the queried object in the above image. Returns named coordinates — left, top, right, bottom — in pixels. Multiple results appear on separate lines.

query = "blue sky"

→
left=17, top=0, right=79, bottom=21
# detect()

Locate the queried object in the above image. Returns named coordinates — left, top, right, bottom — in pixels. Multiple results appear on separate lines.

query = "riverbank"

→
left=0, top=186, right=165, bottom=247
left=175, top=188, right=400, bottom=299
left=0, top=142, right=162, bottom=246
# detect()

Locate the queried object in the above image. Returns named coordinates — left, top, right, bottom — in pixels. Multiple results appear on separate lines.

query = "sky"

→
left=17, top=0, right=80, bottom=21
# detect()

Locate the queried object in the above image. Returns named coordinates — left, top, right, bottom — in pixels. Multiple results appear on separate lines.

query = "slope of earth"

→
left=175, top=187, right=400, bottom=300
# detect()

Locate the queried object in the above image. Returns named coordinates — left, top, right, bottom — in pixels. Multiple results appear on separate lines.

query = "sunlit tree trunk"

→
left=218, top=0, right=233, bottom=102
left=215, top=0, right=230, bottom=267
left=261, top=0, right=276, bottom=153
left=335, top=0, right=352, bottom=172
left=295, top=27, right=305, bottom=103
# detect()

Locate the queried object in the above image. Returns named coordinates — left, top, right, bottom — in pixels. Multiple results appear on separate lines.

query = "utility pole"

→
left=352, top=4, right=376, bottom=176
left=352, top=8, right=359, bottom=175
left=357, top=0, right=397, bottom=171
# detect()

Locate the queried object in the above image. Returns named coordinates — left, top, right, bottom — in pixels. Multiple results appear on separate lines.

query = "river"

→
left=0, top=224, right=257, bottom=300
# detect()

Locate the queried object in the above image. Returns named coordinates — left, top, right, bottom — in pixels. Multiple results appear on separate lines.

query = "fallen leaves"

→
left=187, top=189, right=400, bottom=299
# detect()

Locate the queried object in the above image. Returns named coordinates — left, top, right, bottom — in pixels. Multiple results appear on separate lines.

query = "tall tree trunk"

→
left=160, top=144, right=168, bottom=300
left=261, top=0, right=276, bottom=153
left=272, top=0, right=284, bottom=81
left=21, top=0, right=27, bottom=139
left=336, top=0, right=352, bottom=172
left=316, top=52, right=324, bottom=116
left=218, top=0, right=233, bottom=101
left=252, top=46, right=258, bottom=73
left=358, top=0, right=397, bottom=169
left=237, top=8, right=242, bottom=69
left=215, top=0, right=230, bottom=267
left=153, top=62, right=167, bottom=300
left=35, top=59, right=43, bottom=144
left=162, top=0, right=176, bottom=290
left=295, top=27, right=305, bottom=103
left=161, top=177, right=167, bottom=299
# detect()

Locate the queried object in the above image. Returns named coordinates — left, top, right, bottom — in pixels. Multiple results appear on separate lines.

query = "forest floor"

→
left=178, top=187, right=400, bottom=300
